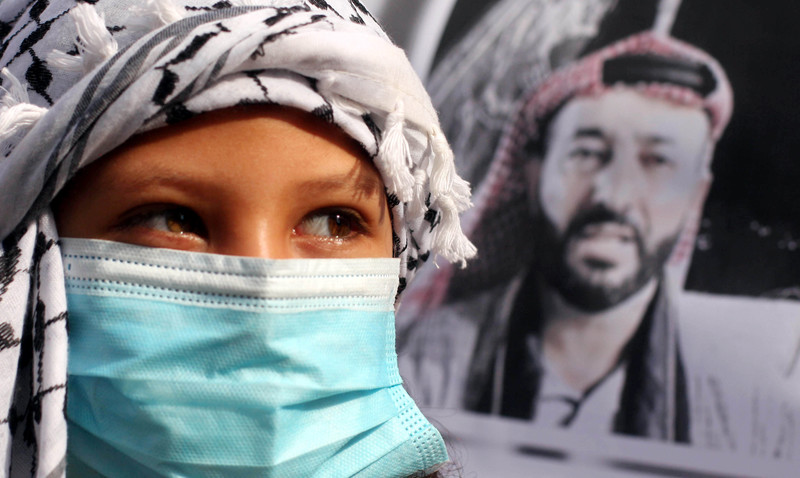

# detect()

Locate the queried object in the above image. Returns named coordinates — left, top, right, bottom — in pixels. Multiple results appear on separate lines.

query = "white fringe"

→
left=407, top=168, right=429, bottom=222
left=450, top=174, right=473, bottom=212
left=320, top=79, right=475, bottom=267
left=429, top=128, right=455, bottom=198
left=431, top=195, right=477, bottom=267
left=128, top=0, right=186, bottom=32
left=424, top=127, right=477, bottom=265
left=429, top=128, right=472, bottom=210
left=46, top=50, right=83, bottom=73
left=48, top=3, right=118, bottom=74
left=0, top=68, right=46, bottom=143
left=1, top=68, right=32, bottom=108
left=376, top=101, right=415, bottom=201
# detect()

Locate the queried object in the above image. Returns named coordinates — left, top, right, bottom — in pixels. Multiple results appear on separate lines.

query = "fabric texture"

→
left=62, top=238, right=447, bottom=477
left=0, top=1, right=475, bottom=476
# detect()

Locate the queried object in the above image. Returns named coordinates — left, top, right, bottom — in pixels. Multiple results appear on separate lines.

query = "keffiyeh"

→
left=0, top=1, right=475, bottom=476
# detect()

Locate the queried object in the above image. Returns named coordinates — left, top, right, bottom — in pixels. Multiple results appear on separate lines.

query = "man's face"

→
left=533, top=88, right=712, bottom=311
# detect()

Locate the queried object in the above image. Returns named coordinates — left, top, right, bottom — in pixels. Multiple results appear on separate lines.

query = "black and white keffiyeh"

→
left=0, top=1, right=476, bottom=475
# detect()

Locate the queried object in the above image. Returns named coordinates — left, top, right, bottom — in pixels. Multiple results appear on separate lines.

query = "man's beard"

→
left=533, top=205, right=680, bottom=312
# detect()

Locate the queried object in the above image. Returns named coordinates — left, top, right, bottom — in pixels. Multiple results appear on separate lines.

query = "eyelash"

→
left=295, top=207, right=368, bottom=240
left=116, top=205, right=208, bottom=238
left=115, top=204, right=369, bottom=241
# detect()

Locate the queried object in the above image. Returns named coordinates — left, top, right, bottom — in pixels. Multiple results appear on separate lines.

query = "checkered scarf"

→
left=0, top=1, right=475, bottom=476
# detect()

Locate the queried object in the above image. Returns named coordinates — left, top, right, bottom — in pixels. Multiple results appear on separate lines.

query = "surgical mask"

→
left=61, top=238, right=447, bottom=478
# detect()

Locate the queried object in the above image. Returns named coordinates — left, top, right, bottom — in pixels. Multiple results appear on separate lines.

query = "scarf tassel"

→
left=47, top=3, right=119, bottom=73
left=0, top=68, right=47, bottom=143
left=427, top=129, right=477, bottom=267
left=376, top=101, right=416, bottom=202
left=431, top=195, right=478, bottom=267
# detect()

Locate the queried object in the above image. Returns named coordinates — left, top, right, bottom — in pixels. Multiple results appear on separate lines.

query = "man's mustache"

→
left=563, top=205, right=645, bottom=252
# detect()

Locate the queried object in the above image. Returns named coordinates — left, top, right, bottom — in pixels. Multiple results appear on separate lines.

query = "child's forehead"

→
left=131, top=105, right=369, bottom=156
left=87, top=105, right=378, bottom=185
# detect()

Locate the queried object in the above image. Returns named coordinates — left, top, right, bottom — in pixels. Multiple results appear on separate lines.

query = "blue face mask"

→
left=61, top=238, right=447, bottom=478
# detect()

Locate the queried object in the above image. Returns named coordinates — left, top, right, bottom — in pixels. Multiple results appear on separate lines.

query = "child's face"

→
left=55, top=106, right=393, bottom=259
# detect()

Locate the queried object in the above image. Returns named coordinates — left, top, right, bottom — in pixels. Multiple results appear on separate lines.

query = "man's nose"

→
left=589, top=152, right=643, bottom=212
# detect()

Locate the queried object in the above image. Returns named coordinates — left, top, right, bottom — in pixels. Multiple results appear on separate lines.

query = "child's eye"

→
left=118, top=205, right=208, bottom=238
left=295, top=209, right=366, bottom=239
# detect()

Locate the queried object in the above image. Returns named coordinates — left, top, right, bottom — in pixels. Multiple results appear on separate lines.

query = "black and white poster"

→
left=365, top=0, right=800, bottom=476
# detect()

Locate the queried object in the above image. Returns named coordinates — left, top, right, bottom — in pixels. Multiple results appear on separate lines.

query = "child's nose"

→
left=213, top=219, right=294, bottom=259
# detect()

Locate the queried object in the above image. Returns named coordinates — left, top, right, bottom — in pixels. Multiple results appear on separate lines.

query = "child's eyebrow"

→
left=297, top=173, right=384, bottom=198
left=298, top=172, right=388, bottom=224
left=105, top=172, right=206, bottom=194
left=106, top=168, right=384, bottom=200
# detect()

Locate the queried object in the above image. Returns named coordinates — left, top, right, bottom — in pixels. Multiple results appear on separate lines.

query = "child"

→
left=0, top=1, right=475, bottom=476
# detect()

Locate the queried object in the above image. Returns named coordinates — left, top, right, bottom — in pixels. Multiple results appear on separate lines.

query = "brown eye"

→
left=640, top=152, right=674, bottom=169
left=163, top=209, right=204, bottom=235
left=327, top=213, right=353, bottom=237
left=296, top=209, right=365, bottom=239
left=119, top=206, right=208, bottom=238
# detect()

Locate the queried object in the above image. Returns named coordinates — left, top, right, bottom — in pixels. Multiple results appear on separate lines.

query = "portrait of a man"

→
left=399, top=32, right=733, bottom=442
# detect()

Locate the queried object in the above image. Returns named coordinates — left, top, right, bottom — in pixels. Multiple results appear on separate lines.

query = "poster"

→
left=364, top=0, right=800, bottom=475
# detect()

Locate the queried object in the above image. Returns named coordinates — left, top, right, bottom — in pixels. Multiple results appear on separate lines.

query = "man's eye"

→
left=566, top=147, right=609, bottom=173
left=295, top=209, right=365, bottom=239
left=571, top=147, right=602, bottom=160
left=641, top=153, right=674, bottom=169
left=119, top=206, right=208, bottom=237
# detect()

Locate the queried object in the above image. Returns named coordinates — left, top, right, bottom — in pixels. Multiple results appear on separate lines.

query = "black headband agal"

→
left=602, top=54, right=717, bottom=97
